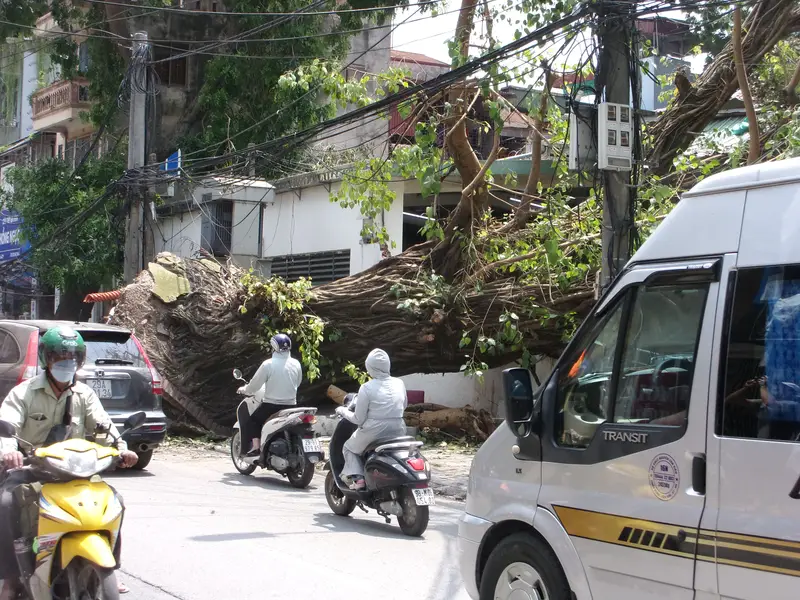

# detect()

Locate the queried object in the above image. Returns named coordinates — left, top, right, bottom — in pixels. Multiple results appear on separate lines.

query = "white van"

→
left=458, top=157, right=800, bottom=600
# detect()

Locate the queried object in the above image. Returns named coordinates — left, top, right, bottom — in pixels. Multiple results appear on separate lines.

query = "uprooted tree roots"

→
left=112, top=250, right=594, bottom=435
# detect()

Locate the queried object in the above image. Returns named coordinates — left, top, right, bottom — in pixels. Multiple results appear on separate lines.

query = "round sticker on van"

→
left=649, top=453, right=680, bottom=501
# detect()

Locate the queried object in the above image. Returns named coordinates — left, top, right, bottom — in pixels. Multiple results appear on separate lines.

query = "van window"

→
left=556, top=294, right=626, bottom=448
left=720, top=265, right=800, bottom=442
left=556, top=283, right=709, bottom=449
left=614, top=285, right=708, bottom=424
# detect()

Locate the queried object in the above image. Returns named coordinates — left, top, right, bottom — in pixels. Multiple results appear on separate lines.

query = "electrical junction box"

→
left=568, top=104, right=597, bottom=172
left=598, top=101, right=632, bottom=171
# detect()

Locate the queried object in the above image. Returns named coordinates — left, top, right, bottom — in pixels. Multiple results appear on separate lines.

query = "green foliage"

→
left=182, top=0, right=409, bottom=159
left=0, top=1, right=49, bottom=40
left=239, top=273, right=329, bottom=381
left=0, top=149, right=126, bottom=292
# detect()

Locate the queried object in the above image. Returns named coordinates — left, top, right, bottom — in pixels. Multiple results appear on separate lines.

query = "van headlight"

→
left=46, top=450, right=113, bottom=478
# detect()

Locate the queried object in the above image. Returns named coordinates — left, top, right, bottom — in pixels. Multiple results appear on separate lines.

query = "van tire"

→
left=479, top=533, right=570, bottom=600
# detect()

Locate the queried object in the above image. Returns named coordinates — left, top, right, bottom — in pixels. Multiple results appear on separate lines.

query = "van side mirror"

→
left=503, top=368, right=536, bottom=436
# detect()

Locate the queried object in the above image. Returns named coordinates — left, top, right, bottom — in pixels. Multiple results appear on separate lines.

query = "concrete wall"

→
left=318, top=25, right=391, bottom=153
left=401, top=357, right=557, bottom=417
left=262, top=180, right=405, bottom=275
left=157, top=209, right=204, bottom=258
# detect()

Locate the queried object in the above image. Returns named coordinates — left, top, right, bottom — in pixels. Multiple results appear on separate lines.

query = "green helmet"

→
left=39, top=326, right=86, bottom=368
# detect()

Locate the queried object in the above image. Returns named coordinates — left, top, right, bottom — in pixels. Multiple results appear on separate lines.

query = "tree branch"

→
left=462, top=132, right=501, bottom=198
left=783, top=57, right=800, bottom=106
left=733, top=7, right=761, bottom=165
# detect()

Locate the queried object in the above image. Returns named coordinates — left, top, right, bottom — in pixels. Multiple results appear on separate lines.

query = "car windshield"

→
left=77, top=330, right=146, bottom=367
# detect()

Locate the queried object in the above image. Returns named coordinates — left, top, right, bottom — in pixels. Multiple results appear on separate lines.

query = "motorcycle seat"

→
left=363, top=436, right=417, bottom=455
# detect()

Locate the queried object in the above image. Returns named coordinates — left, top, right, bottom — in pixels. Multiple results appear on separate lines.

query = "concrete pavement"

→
left=107, top=450, right=472, bottom=600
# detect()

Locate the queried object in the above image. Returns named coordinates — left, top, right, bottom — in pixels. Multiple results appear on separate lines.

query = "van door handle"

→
left=692, top=455, right=706, bottom=495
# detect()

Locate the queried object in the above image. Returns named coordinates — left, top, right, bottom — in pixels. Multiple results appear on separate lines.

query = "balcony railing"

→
left=31, top=79, right=91, bottom=120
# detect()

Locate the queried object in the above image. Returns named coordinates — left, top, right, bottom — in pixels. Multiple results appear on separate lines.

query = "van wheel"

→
left=130, top=449, right=153, bottom=470
left=479, top=533, right=570, bottom=600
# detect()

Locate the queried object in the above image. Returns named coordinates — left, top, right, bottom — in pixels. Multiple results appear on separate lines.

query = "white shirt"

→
left=244, top=352, right=302, bottom=405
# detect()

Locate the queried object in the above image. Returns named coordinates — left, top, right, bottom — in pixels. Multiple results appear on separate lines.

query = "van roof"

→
left=684, top=157, right=800, bottom=197
left=630, top=157, right=800, bottom=266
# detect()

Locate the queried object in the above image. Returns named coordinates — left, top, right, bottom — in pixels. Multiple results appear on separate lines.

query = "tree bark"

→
left=733, top=7, right=761, bottom=165
left=647, top=0, right=796, bottom=173
left=54, top=287, right=94, bottom=321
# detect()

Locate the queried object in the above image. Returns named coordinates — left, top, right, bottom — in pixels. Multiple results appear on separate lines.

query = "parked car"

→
left=0, top=320, right=167, bottom=470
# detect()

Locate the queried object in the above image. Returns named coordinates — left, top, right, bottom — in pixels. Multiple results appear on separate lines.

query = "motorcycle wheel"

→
left=324, top=470, right=357, bottom=516
left=397, top=487, right=429, bottom=537
left=230, top=431, right=256, bottom=475
left=287, top=457, right=315, bottom=488
left=65, top=558, right=119, bottom=600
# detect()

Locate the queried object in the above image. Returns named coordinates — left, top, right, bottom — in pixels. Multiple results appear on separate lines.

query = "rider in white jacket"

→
left=237, top=333, right=302, bottom=456
left=337, top=349, right=407, bottom=489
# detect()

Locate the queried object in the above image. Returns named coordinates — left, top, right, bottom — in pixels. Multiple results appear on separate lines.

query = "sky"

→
left=391, top=3, right=707, bottom=79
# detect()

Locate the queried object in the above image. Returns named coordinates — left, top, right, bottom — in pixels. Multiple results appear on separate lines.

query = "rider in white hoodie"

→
left=237, top=333, right=302, bottom=457
left=337, top=349, right=407, bottom=489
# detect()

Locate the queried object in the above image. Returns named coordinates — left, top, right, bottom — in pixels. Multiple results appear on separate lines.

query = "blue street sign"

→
left=0, top=209, right=30, bottom=263
left=160, top=149, right=182, bottom=172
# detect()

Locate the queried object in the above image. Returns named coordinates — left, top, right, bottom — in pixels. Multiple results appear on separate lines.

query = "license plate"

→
left=412, top=488, right=435, bottom=506
left=90, top=379, right=112, bottom=399
left=302, top=438, right=321, bottom=453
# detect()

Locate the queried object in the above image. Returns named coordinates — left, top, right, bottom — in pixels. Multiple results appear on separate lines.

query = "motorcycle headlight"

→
left=45, top=450, right=113, bottom=478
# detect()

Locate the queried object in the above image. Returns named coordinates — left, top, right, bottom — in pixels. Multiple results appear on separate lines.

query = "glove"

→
left=237, top=386, right=247, bottom=395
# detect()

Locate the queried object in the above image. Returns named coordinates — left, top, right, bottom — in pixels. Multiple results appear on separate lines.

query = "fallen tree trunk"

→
left=113, top=252, right=590, bottom=432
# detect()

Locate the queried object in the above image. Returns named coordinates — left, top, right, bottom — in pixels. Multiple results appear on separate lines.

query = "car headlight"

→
left=46, top=450, right=113, bottom=478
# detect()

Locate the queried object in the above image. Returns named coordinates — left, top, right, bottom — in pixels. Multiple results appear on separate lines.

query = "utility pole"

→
left=599, top=2, right=635, bottom=289
left=123, top=31, right=149, bottom=283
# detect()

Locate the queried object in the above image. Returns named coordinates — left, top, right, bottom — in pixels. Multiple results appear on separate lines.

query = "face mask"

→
left=49, top=359, right=77, bottom=384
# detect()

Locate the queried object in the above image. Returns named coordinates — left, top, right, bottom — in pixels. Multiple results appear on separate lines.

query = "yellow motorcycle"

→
left=0, top=412, right=146, bottom=600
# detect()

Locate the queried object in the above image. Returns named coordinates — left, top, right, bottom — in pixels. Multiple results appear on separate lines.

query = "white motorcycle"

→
left=229, top=369, right=324, bottom=488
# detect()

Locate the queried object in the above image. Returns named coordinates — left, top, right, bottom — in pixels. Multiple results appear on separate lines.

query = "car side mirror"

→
left=124, top=411, right=147, bottom=432
left=503, top=367, right=536, bottom=437
left=0, top=420, right=15, bottom=437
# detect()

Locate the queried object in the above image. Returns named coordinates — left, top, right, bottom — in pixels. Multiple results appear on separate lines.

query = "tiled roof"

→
left=390, top=50, right=449, bottom=67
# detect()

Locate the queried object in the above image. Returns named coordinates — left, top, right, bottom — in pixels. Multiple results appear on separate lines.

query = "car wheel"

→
left=479, top=533, right=571, bottom=600
left=130, top=449, right=153, bottom=471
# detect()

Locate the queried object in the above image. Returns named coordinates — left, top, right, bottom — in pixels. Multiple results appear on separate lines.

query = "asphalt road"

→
left=107, top=450, right=472, bottom=600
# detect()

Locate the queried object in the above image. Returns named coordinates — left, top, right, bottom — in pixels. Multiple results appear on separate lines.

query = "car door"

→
left=536, top=258, right=720, bottom=600
left=0, top=326, right=22, bottom=401
left=711, top=260, right=800, bottom=600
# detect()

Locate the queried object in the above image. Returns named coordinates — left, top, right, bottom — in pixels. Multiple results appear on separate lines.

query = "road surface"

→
left=108, top=450, right=472, bottom=600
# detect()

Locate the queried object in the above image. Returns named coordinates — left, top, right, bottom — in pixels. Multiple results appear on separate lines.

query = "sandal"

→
left=119, top=582, right=130, bottom=594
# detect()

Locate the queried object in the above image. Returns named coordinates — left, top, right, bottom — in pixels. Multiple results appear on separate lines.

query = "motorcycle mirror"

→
left=123, top=411, right=147, bottom=432
left=0, top=420, right=15, bottom=437
left=233, top=368, right=243, bottom=380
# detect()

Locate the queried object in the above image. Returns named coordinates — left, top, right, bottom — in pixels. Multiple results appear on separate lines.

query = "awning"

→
left=83, top=290, right=121, bottom=303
